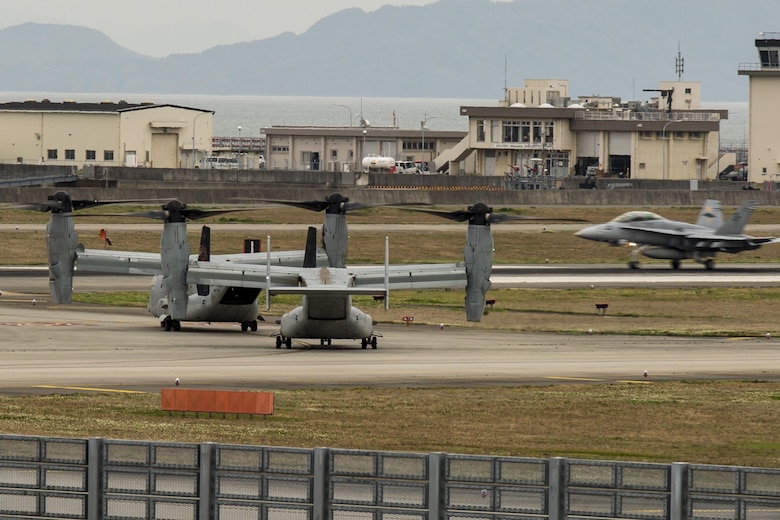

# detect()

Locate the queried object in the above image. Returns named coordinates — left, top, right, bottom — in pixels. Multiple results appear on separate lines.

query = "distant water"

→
left=0, top=91, right=748, bottom=147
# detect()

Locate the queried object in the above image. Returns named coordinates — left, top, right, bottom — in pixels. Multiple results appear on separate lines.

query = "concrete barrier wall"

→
left=3, top=185, right=780, bottom=207
left=0, top=164, right=76, bottom=179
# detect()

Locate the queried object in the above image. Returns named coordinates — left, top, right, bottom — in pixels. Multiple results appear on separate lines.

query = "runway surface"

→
left=2, top=261, right=780, bottom=394
left=1, top=294, right=780, bottom=394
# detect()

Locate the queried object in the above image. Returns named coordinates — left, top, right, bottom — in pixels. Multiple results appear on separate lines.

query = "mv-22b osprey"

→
left=21, top=190, right=327, bottom=332
left=30, top=191, right=574, bottom=348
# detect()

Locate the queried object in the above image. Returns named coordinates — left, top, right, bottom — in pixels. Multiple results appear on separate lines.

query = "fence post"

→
left=313, top=448, right=330, bottom=520
left=670, top=462, right=689, bottom=520
left=87, top=437, right=104, bottom=520
left=548, top=457, right=566, bottom=520
left=428, top=452, right=446, bottom=520
left=198, top=443, right=216, bottom=520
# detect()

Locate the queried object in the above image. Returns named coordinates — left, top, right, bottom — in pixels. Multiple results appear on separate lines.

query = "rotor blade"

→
left=399, top=207, right=475, bottom=222
left=488, top=213, right=588, bottom=223
left=71, top=199, right=159, bottom=211
left=259, top=199, right=330, bottom=212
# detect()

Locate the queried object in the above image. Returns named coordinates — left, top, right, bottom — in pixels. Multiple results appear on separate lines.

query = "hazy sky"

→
left=1, top=1, right=440, bottom=56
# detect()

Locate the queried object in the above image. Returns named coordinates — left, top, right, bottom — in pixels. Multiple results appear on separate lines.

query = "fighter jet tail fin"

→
left=715, top=200, right=758, bottom=236
left=695, top=199, right=724, bottom=230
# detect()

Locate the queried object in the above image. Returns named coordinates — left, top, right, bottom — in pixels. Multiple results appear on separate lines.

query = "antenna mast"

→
left=675, top=42, right=684, bottom=81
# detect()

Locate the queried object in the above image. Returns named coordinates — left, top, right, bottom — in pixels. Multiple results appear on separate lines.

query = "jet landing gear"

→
left=160, top=316, right=181, bottom=331
left=320, top=338, right=332, bottom=346
left=240, top=320, right=258, bottom=332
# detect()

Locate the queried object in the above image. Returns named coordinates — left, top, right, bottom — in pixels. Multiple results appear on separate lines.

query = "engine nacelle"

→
left=46, top=213, right=79, bottom=304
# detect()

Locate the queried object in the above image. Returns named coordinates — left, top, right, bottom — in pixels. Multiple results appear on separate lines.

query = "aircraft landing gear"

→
left=319, top=338, right=332, bottom=346
left=161, top=317, right=181, bottom=331
left=275, top=336, right=293, bottom=348
left=671, top=259, right=681, bottom=270
left=628, top=260, right=640, bottom=269
left=704, top=259, right=715, bottom=270
left=240, top=320, right=258, bottom=332
left=361, top=336, right=378, bottom=349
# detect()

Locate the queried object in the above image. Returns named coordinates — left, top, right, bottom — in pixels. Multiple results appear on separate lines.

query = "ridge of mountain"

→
left=0, top=0, right=777, bottom=101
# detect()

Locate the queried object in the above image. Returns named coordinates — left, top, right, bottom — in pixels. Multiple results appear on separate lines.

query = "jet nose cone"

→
left=575, top=225, right=601, bottom=241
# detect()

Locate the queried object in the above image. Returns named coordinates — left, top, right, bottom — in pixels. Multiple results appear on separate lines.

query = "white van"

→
left=204, top=156, right=239, bottom=169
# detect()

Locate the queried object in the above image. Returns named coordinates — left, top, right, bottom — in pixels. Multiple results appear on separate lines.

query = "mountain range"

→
left=0, top=0, right=776, bottom=101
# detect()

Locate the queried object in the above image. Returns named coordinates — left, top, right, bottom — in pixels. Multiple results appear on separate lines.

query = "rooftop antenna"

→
left=675, top=42, right=684, bottom=81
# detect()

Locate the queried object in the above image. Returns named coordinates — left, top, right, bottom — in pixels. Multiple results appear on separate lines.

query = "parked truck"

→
left=361, top=155, right=396, bottom=173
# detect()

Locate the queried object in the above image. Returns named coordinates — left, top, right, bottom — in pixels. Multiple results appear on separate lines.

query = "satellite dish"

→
left=510, top=102, right=527, bottom=108
left=567, top=103, right=584, bottom=109
left=538, top=103, right=554, bottom=108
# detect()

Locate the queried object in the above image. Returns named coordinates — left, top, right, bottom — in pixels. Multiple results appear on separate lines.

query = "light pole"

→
left=191, top=111, right=209, bottom=168
left=334, top=104, right=353, bottom=127
left=662, top=119, right=680, bottom=180
left=237, top=125, right=242, bottom=168
left=421, top=112, right=438, bottom=172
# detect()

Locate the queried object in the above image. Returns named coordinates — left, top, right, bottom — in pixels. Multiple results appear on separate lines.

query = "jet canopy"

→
left=611, top=211, right=666, bottom=224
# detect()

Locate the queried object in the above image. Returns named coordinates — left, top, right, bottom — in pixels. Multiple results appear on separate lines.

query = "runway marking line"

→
left=35, top=385, right=146, bottom=394
left=544, top=376, right=604, bottom=382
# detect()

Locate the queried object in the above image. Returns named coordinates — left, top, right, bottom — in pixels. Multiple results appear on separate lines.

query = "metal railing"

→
left=574, top=111, right=721, bottom=122
left=0, top=434, right=779, bottom=520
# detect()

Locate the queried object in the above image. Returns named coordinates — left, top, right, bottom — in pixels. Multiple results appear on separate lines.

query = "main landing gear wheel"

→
left=275, top=336, right=282, bottom=349
left=320, top=338, right=332, bottom=346
left=361, top=338, right=368, bottom=349
left=671, top=259, right=681, bottom=270
left=161, top=317, right=181, bottom=331
left=285, top=337, right=292, bottom=349
left=240, top=320, right=259, bottom=332
left=371, top=337, right=377, bottom=349
left=628, top=260, right=640, bottom=269
left=704, top=259, right=715, bottom=270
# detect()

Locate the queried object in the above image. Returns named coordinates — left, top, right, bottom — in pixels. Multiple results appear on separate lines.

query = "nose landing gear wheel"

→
left=275, top=336, right=282, bottom=349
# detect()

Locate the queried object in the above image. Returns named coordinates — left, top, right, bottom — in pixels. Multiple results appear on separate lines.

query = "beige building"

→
left=0, top=100, right=213, bottom=169
left=739, top=32, right=780, bottom=182
left=264, top=126, right=469, bottom=173
left=437, top=79, right=726, bottom=180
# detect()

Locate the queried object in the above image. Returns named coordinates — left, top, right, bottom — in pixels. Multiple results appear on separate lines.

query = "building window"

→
left=502, top=120, right=521, bottom=143
left=639, top=131, right=652, bottom=139
left=673, top=131, right=686, bottom=140
left=348, top=150, right=354, bottom=159
left=65, top=149, right=75, bottom=160
left=476, top=120, right=485, bottom=142
left=522, top=121, right=531, bottom=142
left=104, top=150, right=114, bottom=161
left=330, top=149, right=337, bottom=158
left=545, top=122, right=554, bottom=143
left=533, top=121, right=542, bottom=142
left=685, top=87, right=692, bottom=94
left=272, top=145, right=289, bottom=152
left=86, top=150, right=96, bottom=160
left=760, top=49, right=779, bottom=67
left=47, top=149, right=58, bottom=160
left=689, top=131, right=702, bottom=139
left=639, top=163, right=646, bottom=170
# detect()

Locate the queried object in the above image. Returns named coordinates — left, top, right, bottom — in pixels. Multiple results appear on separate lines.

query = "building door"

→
left=484, top=150, right=496, bottom=176
left=124, top=151, right=137, bottom=167
left=151, top=133, right=179, bottom=168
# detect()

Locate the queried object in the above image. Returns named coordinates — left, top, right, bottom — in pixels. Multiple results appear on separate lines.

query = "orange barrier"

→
left=161, top=388, right=274, bottom=416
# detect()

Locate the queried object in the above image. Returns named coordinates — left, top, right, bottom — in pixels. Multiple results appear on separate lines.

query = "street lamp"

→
left=237, top=125, right=242, bottom=168
left=191, top=111, right=209, bottom=168
left=334, top=104, right=353, bottom=127
left=421, top=112, right=438, bottom=172
left=662, top=119, right=680, bottom=180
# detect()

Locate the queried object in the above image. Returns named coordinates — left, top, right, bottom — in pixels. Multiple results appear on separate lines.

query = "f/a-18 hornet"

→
left=575, top=199, right=778, bottom=269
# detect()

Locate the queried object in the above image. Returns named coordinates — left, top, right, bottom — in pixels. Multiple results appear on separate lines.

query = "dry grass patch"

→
left=0, top=382, right=778, bottom=467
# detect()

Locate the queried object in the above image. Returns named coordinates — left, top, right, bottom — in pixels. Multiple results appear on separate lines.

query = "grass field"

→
left=2, top=202, right=780, bottom=467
